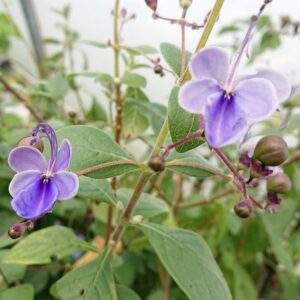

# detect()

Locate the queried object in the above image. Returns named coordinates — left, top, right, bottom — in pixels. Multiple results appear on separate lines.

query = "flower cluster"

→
left=8, top=123, right=78, bottom=220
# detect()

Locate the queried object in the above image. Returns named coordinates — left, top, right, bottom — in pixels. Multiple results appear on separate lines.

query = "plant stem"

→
left=281, top=151, right=300, bottom=167
left=179, top=8, right=187, bottom=80
left=178, top=188, right=236, bottom=209
left=0, top=74, right=43, bottom=122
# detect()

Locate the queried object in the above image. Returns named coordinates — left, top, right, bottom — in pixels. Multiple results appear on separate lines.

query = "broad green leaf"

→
left=0, top=284, right=34, bottom=300
left=160, top=42, right=192, bottom=76
left=126, top=87, right=149, bottom=102
left=87, top=98, right=107, bottom=122
left=56, top=248, right=117, bottom=300
left=166, top=150, right=221, bottom=178
left=118, top=189, right=169, bottom=218
left=47, top=75, right=69, bottom=99
left=121, top=73, right=146, bottom=88
left=0, top=250, right=26, bottom=283
left=123, top=101, right=149, bottom=138
left=95, top=73, right=114, bottom=84
left=168, top=87, right=202, bottom=153
left=3, top=226, right=97, bottom=265
left=78, top=176, right=117, bottom=206
left=56, top=125, right=141, bottom=178
left=116, top=285, right=141, bottom=300
left=138, top=223, right=232, bottom=300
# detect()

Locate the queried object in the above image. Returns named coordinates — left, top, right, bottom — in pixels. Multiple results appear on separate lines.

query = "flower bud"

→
left=25, top=220, right=35, bottom=232
left=8, top=223, right=26, bottom=239
left=179, top=0, right=192, bottom=9
left=148, top=155, right=165, bottom=172
left=253, top=135, right=288, bottom=166
left=131, top=215, right=144, bottom=224
left=267, top=173, right=292, bottom=194
left=234, top=199, right=252, bottom=218
left=17, top=136, right=44, bottom=153
left=154, top=65, right=163, bottom=74
left=145, top=0, right=157, bottom=11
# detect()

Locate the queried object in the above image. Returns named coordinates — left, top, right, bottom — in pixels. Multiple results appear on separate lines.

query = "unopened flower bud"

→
left=8, top=223, right=26, bottom=239
left=154, top=65, right=163, bottom=74
left=253, top=135, right=288, bottom=166
left=145, top=0, right=157, bottom=11
left=17, top=136, right=44, bottom=152
left=234, top=199, right=252, bottom=218
left=148, top=155, right=165, bottom=172
left=25, top=220, right=35, bottom=232
left=267, top=192, right=281, bottom=205
left=131, top=215, right=144, bottom=224
left=179, top=0, right=192, bottom=9
left=267, top=173, right=292, bottom=194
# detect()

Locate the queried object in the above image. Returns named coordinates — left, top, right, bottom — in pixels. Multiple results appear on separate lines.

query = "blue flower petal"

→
left=204, top=94, right=248, bottom=148
left=11, top=178, right=58, bottom=219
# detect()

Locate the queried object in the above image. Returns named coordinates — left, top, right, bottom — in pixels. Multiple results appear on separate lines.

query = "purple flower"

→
left=8, top=123, right=79, bottom=219
left=179, top=46, right=291, bottom=148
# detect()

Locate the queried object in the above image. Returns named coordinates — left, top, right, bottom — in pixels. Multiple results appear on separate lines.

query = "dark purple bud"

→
left=8, top=223, right=26, bottom=239
left=267, top=192, right=281, bottom=205
left=179, top=0, right=192, bottom=9
left=239, top=153, right=252, bottom=169
left=234, top=199, right=252, bottom=218
left=145, top=0, right=157, bottom=11
left=17, top=136, right=44, bottom=153
left=267, top=173, right=292, bottom=194
left=253, top=135, right=288, bottom=166
left=148, top=155, right=165, bottom=172
left=154, top=65, right=163, bottom=74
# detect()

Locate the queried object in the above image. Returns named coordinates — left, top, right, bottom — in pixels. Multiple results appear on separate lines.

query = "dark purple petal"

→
left=8, top=146, right=47, bottom=173
left=234, top=78, right=277, bottom=120
left=240, top=70, right=291, bottom=103
left=190, top=47, right=229, bottom=84
left=11, top=178, right=58, bottom=219
left=53, top=171, right=79, bottom=200
left=9, top=170, right=42, bottom=197
left=204, top=95, right=248, bottom=148
left=178, top=79, right=222, bottom=114
left=54, top=139, right=72, bottom=172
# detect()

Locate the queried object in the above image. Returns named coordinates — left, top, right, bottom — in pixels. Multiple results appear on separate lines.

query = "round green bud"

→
left=17, top=136, right=44, bottom=153
left=253, top=135, right=288, bottom=166
left=154, top=65, right=163, bottom=74
left=179, top=0, right=192, bottom=9
left=267, top=173, right=292, bottom=194
left=148, top=155, right=165, bottom=172
left=234, top=199, right=252, bottom=218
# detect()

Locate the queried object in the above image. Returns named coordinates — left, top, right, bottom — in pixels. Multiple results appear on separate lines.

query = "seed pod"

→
left=234, top=199, right=252, bottom=218
left=145, top=0, right=157, bottom=11
left=253, top=135, right=288, bottom=166
left=267, top=173, right=292, bottom=194
left=179, top=0, right=192, bottom=9
left=17, top=136, right=44, bottom=153
left=148, top=155, right=165, bottom=172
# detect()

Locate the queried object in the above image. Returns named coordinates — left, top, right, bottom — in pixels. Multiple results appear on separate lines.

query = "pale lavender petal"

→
left=8, top=146, right=47, bottom=173
left=190, top=47, right=229, bottom=84
left=240, top=70, right=291, bottom=103
left=179, top=79, right=222, bottom=114
left=11, top=178, right=58, bottom=219
left=53, top=171, right=79, bottom=200
left=239, top=136, right=264, bottom=157
left=204, top=96, right=248, bottom=148
left=234, top=78, right=277, bottom=120
left=9, top=170, right=42, bottom=197
left=54, top=139, right=72, bottom=172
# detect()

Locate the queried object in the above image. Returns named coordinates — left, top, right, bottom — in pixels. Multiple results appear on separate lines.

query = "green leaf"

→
left=0, top=284, right=34, bottom=300
left=138, top=223, right=232, bottom=300
left=3, top=226, right=97, bottom=265
left=78, top=176, right=117, bottom=206
left=87, top=97, right=107, bottom=121
left=118, top=189, right=169, bottom=218
left=95, top=73, right=114, bottom=84
left=218, top=25, right=240, bottom=35
left=56, top=125, right=141, bottom=178
left=121, top=73, right=146, bottom=88
left=116, top=285, right=141, bottom=300
left=166, top=151, right=221, bottom=178
left=56, top=248, right=118, bottom=300
left=123, top=101, right=149, bottom=138
left=0, top=250, right=26, bottom=283
left=160, top=42, right=192, bottom=76
left=47, top=75, right=69, bottom=99
left=83, top=40, right=109, bottom=48
left=168, top=87, right=202, bottom=153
